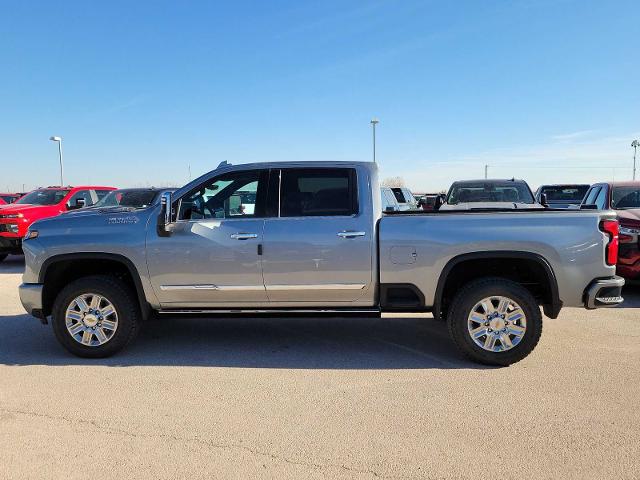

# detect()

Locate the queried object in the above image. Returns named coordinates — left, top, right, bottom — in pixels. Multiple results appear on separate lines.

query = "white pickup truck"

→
left=19, top=161, right=624, bottom=365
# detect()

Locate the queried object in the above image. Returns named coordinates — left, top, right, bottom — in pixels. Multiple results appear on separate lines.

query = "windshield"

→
left=611, top=186, right=640, bottom=209
left=0, top=195, right=17, bottom=204
left=539, top=185, right=589, bottom=203
left=446, top=182, right=534, bottom=204
left=93, top=190, right=160, bottom=208
left=15, top=189, right=69, bottom=206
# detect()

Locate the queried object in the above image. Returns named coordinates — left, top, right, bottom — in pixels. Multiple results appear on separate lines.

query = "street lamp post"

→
left=632, top=140, right=639, bottom=181
left=484, top=164, right=489, bottom=179
left=370, top=118, right=379, bottom=163
left=49, top=136, right=64, bottom=186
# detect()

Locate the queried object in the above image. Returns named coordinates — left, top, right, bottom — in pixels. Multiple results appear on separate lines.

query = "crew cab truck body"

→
left=19, top=162, right=624, bottom=365
left=0, top=186, right=116, bottom=262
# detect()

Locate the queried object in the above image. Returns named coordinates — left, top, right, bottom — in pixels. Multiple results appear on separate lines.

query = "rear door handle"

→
left=337, top=231, right=366, bottom=238
left=231, top=233, right=258, bottom=240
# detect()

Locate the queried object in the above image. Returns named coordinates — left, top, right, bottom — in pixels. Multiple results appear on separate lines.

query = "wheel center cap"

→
left=84, top=314, right=98, bottom=328
left=490, top=318, right=505, bottom=331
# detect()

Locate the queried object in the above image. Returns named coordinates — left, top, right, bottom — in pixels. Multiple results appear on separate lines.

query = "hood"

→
left=0, top=203, right=58, bottom=216
left=616, top=209, right=640, bottom=226
left=61, top=206, right=140, bottom=218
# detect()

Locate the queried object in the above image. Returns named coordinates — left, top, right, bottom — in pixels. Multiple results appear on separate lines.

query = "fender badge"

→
left=107, top=216, right=139, bottom=225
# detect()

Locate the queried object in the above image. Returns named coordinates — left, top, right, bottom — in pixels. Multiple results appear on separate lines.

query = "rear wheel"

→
left=51, top=275, right=140, bottom=358
left=447, top=277, right=542, bottom=366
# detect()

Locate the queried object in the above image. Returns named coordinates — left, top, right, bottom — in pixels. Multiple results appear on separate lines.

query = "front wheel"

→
left=447, top=277, right=542, bottom=366
left=51, top=275, right=141, bottom=358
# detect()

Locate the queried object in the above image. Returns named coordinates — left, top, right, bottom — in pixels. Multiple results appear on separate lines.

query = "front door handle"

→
left=231, top=233, right=258, bottom=240
left=337, top=231, right=366, bottom=239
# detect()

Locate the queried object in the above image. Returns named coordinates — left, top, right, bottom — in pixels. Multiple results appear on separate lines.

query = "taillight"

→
left=600, top=220, right=619, bottom=266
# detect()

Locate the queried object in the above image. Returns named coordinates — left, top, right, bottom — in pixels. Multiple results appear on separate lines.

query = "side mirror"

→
left=158, top=191, right=173, bottom=234
left=540, top=193, right=549, bottom=207
left=68, top=198, right=86, bottom=210
left=434, top=195, right=444, bottom=210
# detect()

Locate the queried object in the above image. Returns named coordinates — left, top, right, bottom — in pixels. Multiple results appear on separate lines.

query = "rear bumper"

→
left=19, top=283, right=46, bottom=321
left=584, top=276, right=625, bottom=309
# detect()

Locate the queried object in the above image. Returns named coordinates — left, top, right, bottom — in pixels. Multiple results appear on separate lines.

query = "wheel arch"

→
left=39, top=253, right=150, bottom=320
left=433, top=251, right=561, bottom=321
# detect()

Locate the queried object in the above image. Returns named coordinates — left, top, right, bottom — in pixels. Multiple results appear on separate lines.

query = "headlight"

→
left=7, top=224, right=19, bottom=234
left=24, top=229, right=38, bottom=241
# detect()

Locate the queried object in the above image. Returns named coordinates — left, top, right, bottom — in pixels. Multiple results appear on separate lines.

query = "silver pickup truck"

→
left=19, top=161, right=624, bottom=365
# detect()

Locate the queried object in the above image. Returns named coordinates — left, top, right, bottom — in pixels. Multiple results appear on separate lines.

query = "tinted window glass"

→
left=446, top=181, right=534, bottom=204
left=67, top=190, right=93, bottom=208
left=179, top=170, right=264, bottom=220
left=381, top=188, right=397, bottom=211
left=611, top=186, right=640, bottom=209
left=16, top=189, right=70, bottom=205
left=583, top=186, right=601, bottom=205
left=391, top=188, right=406, bottom=203
left=95, top=190, right=112, bottom=201
left=94, top=190, right=159, bottom=208
left=280, top=169, right=357, bottom=217
left=539, top=186, right=589, bottom=203
left=594, top=187, right=608, bottom=210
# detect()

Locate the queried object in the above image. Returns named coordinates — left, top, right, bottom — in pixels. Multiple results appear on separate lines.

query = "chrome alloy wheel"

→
left=65, top=293, right=118, bottom=347
left=467, top=296, right=527, bottom=352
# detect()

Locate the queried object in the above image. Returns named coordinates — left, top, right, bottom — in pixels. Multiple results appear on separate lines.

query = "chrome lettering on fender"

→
left=107, top=216, right=139, bottom=225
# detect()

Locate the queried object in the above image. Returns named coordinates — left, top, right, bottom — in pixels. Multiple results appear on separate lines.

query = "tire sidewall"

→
left=449, top=279, right=542, bottom=366
left=51, top=277, right=138, bottom=358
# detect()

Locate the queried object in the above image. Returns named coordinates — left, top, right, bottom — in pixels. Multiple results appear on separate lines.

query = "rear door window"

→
left=280, top=168, right=358, bottom=217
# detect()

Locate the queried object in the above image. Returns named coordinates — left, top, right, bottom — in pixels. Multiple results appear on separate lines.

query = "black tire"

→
left=51, top=275, right=141, bottom=358
left=447, top=277, right=543, bottom=366
left=0, top=254, right=7, bottom=263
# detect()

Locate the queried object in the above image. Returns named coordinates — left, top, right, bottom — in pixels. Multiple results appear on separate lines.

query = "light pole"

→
left=49, top=136, right=64, bottom=186
left=484, top=164, right=489, bottom=179
left=370, top=117, right=379, bottom=163
left=632, top=140, right=639, bottom=181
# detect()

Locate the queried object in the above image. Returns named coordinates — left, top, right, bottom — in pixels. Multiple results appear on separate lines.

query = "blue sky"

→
left=1, top=0, right=638, bottom=192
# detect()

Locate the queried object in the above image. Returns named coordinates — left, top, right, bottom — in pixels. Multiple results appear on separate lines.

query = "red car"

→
left=582, top=181, right=640, bottom=280
left=0, top=193, right=24, bottom=205
left=0, top=185, right=116, bottom=262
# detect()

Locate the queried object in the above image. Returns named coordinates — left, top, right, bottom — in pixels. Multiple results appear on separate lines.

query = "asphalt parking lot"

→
left=0, top=254, right=639, bottom=479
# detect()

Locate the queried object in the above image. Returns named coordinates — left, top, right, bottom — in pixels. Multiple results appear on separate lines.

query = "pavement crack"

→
left=0, top=407, right=395, bottom=479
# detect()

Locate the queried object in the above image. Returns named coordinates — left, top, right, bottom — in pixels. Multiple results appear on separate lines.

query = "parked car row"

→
left=382, top=177, right=640, bottom=282
left=0, top=192, right=26, bottom=205
left=0, top=186, right=172, bottom=262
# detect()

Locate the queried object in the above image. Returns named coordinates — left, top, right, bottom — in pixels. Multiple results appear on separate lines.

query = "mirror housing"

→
left=540, top=193, right=549, bottom=208
left=158, top=191, right=173, bottom=235
left=68, top=198, right=86, bottom=210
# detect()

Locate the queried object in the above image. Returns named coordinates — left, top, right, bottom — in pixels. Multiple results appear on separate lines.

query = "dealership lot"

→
left=0, top=254, right=639, bottom=479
